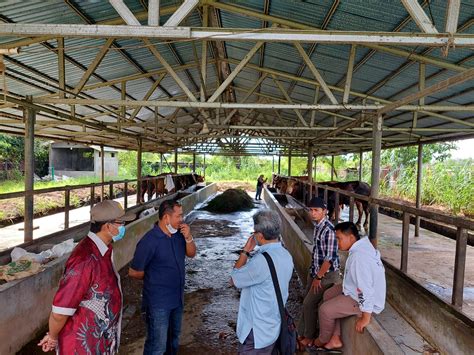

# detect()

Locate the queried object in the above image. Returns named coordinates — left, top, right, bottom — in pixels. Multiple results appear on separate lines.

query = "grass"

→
left=0, top=174, right=135, bottom=194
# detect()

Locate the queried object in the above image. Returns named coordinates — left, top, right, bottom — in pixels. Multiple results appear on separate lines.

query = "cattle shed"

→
left=0, top=0, right=473, bottom=352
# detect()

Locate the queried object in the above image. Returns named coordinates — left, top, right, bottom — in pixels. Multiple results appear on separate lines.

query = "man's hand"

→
left=310, top=278, right=323, bottom=294
left=38, top=333, right=58, bottom=352
left=180, top=224, right=192, bottom=241
left=243, top=234, right=257, bottom=253
left=355, top=312, right=371, bottom=333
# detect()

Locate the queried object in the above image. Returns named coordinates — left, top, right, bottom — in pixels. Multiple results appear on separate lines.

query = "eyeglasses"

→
left=109, top=221, right=125, bottom=226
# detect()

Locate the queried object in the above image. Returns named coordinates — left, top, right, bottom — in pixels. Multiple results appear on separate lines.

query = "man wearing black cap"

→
left=297, top=196, right=341, bottom=350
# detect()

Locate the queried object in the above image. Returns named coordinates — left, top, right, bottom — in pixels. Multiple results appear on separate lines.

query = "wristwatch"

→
left=241, top=250, right=251, bottom=257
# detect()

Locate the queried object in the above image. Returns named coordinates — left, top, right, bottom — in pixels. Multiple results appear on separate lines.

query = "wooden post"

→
left=160, top=153, right=163, bottom=174
left=323, top=188, right=328, bottom=205
left=64, top=188, right=70, bottom=229
left=174, top=148, right=178, bottom=174
left=203, top=154, right=206, bottom=178
left=349, top=196, right=355, bottom=222
left=109, top=181, right=114, bottom=200
left=308, top=145, right=313, bottom=203
left=369, top=114, right=382, bottom=243
left=359, top=150, right=363, bottom=181
left=272, top=155, right=275, bottom=173
left=24, top=98, right=35, bottom=243
left=288, top=148, right=292, bottom=176
left=331, top=155, right=335, bottom=180
left=100, top=144, right=105, bottom=201
left=401, top=212, right=410, bottom=273
left=334, top=191, right=340, bottom=222
left=314, top=156, right=317, bottom=181
left=415, top=143, right=423, bottom=237
left=192, top=153, right=196, bottom=173
left=277, top=155, right=281, bottom=175
left=90, top=185, right=95, bottom=210
left=124, top=181, right=128, bottom=210
left=452, top=227, right=467, bottom=308
left=137, top=138, right=142, bottom=203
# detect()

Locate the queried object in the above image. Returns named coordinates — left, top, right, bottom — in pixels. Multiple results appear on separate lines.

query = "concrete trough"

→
left=0, top=182, right=217, bottom=355
left=262, top=187, right=436, bottom=355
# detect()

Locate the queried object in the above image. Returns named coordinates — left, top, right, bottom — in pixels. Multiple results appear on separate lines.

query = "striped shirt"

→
left=310, top=217, right=339, bottom=278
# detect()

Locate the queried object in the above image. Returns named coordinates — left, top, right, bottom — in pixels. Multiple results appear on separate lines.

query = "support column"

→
left=288, top=149, right=292, bottom=176
left=277, top=155, right=281, bottom=175
left=415, top=143, right=423, bottom=237
left=137, top=138, right=142, bottom=203
left=57, top=38, right=65, bottom=98
left=369, top=114, right=383, bottom=244
left=359, top=149, right=363, bottom=181
left=192, top=153, right=196, bottom=173
left=100, top=144, right=105, bottom=201
left=160, top=153, right=163, bottom=174
left=272, top=155, right=275, bottom=173
left=203, top=154, right=206, bottom=178
left=308, top=145, right=314, bottom=203
left=174, top=148, right=178, bottom=174
left=24, top=98, right=36, bottom=243
left=314, top=156, right=317, bottom=181
left=331, top=155, right=335, bottom=180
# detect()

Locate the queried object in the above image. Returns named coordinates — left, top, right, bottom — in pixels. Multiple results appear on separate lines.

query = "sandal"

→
left=315, top=346, right=343, bottom=354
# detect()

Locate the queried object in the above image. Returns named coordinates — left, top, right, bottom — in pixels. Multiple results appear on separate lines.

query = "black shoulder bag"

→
left=262, top=252, right=297, bottom=355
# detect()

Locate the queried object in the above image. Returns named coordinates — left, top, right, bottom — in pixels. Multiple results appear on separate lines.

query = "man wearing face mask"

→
left=129, top=200, right=196, bottom=355
left=38, top=200, right=135, bottom=354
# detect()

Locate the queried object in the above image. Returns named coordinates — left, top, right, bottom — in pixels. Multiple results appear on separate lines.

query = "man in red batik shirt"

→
left=38, top=200, right=135, bottom=354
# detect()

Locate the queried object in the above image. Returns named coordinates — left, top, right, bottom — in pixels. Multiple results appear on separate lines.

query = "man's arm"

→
left=38, top=312, right=69, bottom=352
left=180, top=224, right=196, bottom=258
left=128, top=268, right=145, bottom=280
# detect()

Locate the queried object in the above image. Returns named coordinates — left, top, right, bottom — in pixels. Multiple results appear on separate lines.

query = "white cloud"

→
left=451, top=139, right=474, bottom=159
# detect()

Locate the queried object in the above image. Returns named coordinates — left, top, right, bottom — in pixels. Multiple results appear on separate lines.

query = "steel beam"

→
left=164, top=0, right=199, bottom=27
left=109, top=0, right=141, bottom=26
left=57, top=38, right=65, bottom=98
left=72, top=38, right=114, bottom=95
left=208, top=41, right=263, bottom=103
left=445, top=0, right=461, bottom=34
left=148, top=0, right=160, bottom=26
left=369, top=114, right=382, bottom=243
left=343, top=45, right=357, bottom=104
left=415, top=143, right=423, bottom=237
left=400, top=0, right=438, bottom=33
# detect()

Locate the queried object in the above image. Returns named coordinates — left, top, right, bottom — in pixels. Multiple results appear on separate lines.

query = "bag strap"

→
left=262, top=252, right=287, bottom=350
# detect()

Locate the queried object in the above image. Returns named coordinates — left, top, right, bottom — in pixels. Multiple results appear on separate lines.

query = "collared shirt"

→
left=52, top=232, right=122, bottom=355
left=343, top=237, right=386, bottom=314
left=310, top=217, right=339, bottom=278
left=231, top=242, right=294, bottom=349
left=130, top=225, right=186, bottom=310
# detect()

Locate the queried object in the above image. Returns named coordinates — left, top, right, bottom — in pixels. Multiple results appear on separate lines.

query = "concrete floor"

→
left=0, top=194, right=139, bottom=251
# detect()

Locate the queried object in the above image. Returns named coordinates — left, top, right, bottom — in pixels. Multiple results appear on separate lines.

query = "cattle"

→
left=317, top=181, right=371, bottom=230
left=140, top=173, right=204, bottom=202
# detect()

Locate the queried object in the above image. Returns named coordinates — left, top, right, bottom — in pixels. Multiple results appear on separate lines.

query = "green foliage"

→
left=0, top=134, right=50, bottom=177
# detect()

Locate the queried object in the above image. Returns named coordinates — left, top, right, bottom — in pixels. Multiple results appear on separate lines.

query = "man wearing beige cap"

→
left=38, top=200, right=135, bottom=354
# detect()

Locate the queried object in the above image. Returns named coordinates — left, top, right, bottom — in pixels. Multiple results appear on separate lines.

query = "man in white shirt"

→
left=312, top=222, right=386, bottom=351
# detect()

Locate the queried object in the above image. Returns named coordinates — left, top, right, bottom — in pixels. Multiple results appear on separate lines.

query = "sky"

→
left=452, top=138, right=474, bottom=159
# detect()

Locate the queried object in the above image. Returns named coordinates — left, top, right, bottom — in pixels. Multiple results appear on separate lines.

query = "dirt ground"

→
left=119, top=199, right=304, bottom=355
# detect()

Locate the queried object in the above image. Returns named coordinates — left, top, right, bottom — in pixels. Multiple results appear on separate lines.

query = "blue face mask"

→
left=112, top=225, right=126, bottom=242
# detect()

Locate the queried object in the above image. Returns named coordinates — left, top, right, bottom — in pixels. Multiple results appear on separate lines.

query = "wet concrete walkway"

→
left=119, top=195, right=303, bottom=354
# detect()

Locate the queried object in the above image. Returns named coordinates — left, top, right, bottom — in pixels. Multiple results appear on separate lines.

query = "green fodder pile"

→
left=203, top=189, right=254, bottom=213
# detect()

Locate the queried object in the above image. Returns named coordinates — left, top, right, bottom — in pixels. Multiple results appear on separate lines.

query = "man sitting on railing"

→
left=297, top=197, right=341, bottom=350
left=312, top=222, right=386, bottom=352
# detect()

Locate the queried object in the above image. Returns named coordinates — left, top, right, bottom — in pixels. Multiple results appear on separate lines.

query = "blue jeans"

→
left=255, top=186, right=263, bottom=199
left=144, top=305, right=183, bottom=355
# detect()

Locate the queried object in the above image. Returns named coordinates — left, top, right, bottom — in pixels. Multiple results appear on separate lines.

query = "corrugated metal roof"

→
left=0, top=0, right=472, bottom=155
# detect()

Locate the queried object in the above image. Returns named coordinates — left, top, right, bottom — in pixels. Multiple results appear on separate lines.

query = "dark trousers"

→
left=238, top=330, right=277, bottom=355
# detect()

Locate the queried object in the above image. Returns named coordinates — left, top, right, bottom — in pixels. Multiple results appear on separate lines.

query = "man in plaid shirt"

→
left=297, top=197, right=341, bottom=350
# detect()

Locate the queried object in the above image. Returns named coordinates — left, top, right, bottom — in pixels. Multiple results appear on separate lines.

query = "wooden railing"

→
left=272, top=174, right=473, bottom=310
left=0, top=173, right=198, bottom=231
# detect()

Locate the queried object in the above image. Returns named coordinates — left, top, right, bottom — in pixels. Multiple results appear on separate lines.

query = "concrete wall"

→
left=384, top=262, right=474, bottom=355
left=0, top=183, right=217, bottom=354
left=93, top=150, right=119, bottom=178
left=262, top=188, right=405, bottom=355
